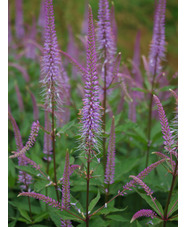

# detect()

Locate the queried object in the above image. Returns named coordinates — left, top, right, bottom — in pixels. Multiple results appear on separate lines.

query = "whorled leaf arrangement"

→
left=79, top=5, right=101, bottom=156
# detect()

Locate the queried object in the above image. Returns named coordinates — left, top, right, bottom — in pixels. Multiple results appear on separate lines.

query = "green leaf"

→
left=33, top=212, right=48, bottom=223
left=131, top=87, right=148, bottom=94
left=167, top=192, right=178, bottom=217
left=8, top=220, right=17, bottom=227
left=96, top=201, right=127, bottom=216
left=18, top=208, right=32, bottom=223
left=57, top=120, right=76, bottom=134
left=48, top=206, right=83, bottom=222
left=88, top=190, right=100, bottom=213
left=70, top=194, right=85, bottom=214
left=115, top=157, right=139, bottom=181
left=34, top=180, right=49, bottom=192
left=15, top=165, right=40, bottom=177
left=135, top=189, right=164, bottom=216
left=107, top=214, right=129, bottom=222
left=159, top=85, right=177, bottom=92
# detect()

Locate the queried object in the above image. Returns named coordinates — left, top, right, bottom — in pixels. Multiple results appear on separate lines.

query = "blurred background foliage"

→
left=9, top=0, right=178, bottom=73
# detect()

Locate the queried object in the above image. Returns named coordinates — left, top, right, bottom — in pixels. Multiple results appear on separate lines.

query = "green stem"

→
left=163, top=160, right=178, bottom=227
left=51, top=80, right=59, bottom=202
left=145, top=55, right=158, bottom=167
left=86, top=149, right=91, bottom=227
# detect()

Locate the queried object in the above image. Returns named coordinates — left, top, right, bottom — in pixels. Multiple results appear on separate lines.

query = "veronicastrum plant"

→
left=8, top=0, right=177, bottom=226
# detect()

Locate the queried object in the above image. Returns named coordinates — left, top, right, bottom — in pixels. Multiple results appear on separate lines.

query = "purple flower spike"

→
left=97, top=0, right=116, bottom=88
left=38, top=0, right=45, bottom=28
left=80, top=5, right=101, bottom=155
left=40, top=0, right=64, bottom=113
left=153, top=95, right=175, bottom=153
left=105, top=116, right=116, bottom=185
left=61, top=152, right=72, bottom=227
left=8, top=112, right=33, bottom=190
left=15, top=83, right=24, bottom=112
left=62, top=152, right=71, bottom=210
left=129, top=176, right=153, bottom=196
left=10, top=121, right=40, bottom=158
left=149, top=0, right=166, bottom=76
left=15, top=0, right=25, bottom=39
left=25, top=17, right=37, bottom=60
left=131, top=209, right=157, bottom=223
left=123, top=159, right=165, bottom=192
left=19, top=192, right=62, bottom=209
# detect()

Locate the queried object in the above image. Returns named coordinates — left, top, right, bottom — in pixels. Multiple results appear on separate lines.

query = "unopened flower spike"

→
left=18, top=192, right=61, bottom=209
left=105, top=116, right=116, bottom=185
left=9, top=121, right=40, bottom=158
left=153, top=95, right=175, bottom=154
left=79, top=5, right=101, bottom=156
left=15, top=0, right=25, bottom=39
left=129, top=175, right=153, bottom=196
left=61, top=152, right=72, bottom=227
left=123, top=158, right=165, bottom=192
left=131, top=209, right=157, bottom=223
left=8, top=112, right=33, bottom=190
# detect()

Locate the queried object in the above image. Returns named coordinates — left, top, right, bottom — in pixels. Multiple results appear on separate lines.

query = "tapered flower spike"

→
left=80, top=5, right=101, bottom=155
left=130, top=209, right=157, bottom=223
left=19, top=192, right=61, bottom=209
left=97, top=0, right=116, bottom=88
left=40, top=0, right=64, bottom=113
left=15, top=82, right=24, bottom=112
left=149, top=0, right=166, bottom=76
left=38, top=0, right=45, bottom=28
left=10, top=121, right=40, bottom=158
left=61, top=152, right=72, bottom=227
left=15, top=0, right=25, bottom=39
left=105, top=116, right=116, bottom=184
left=25, top=17, right=37, bottom=60
left=8, top=112, right=33, bottom=189
left=132, top=31, right=142, bottom=85
left=129, top=176, right=153, bottom=196
left=153, top=95, right=175, bottom=154
left=123, top=158, right=165, bottom=191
